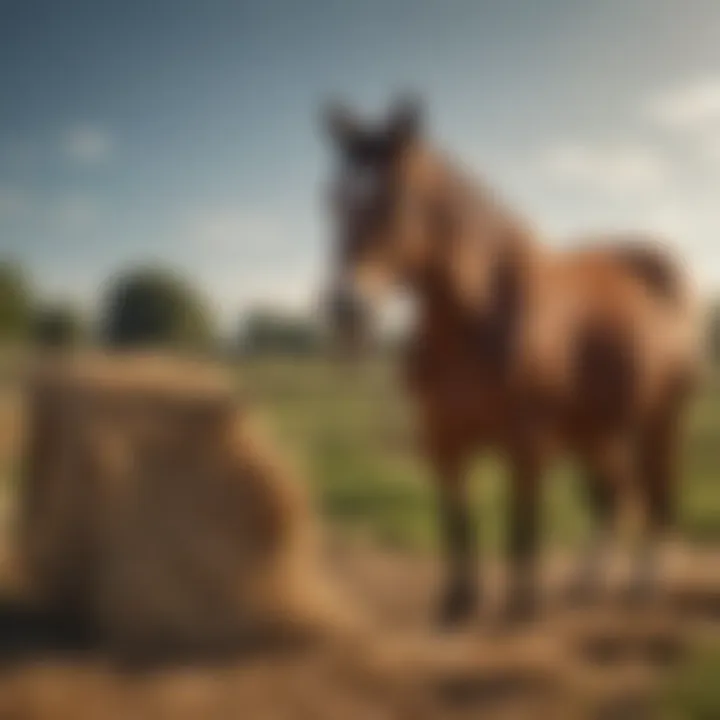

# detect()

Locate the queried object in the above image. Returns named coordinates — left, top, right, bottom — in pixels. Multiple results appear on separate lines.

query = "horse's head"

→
left=321, top=96, right=441, bottom=354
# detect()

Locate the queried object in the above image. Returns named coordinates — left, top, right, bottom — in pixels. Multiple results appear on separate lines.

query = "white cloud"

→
left=696, top=131, right=720, bottom=164
left=644, top=78, right=720, bottom=170
left=230, top=269, right=319, bottom=309
left=637, top=204, right=695, bottom=241
left=185, top=208, right=283, bottom=251
left=169, top=204, right=320, bottom=324
left=193, top=263, right=321, bottom=332
left=541, top=142, right=667, bottom=193
left=62, top=125, right=113, bottom=164
left=646, top=77, right=720, bottom=129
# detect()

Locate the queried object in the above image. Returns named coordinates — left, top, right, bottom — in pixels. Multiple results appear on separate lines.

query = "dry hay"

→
left=17, top=352, right=354, bottom=657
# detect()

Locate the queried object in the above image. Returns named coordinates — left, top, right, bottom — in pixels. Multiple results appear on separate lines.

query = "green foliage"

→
left=0, top=261, right=31, bottom=342
left=240, top=307, right=322, bottom=356
left=101, top=267, right=214, bottom=350
left=32, top=303, right=85, bottom=349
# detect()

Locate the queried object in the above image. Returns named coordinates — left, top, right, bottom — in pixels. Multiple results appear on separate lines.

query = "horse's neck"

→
left=413, top=164, right=540, bottom=367
left=420, top=171, right=536, bottom=323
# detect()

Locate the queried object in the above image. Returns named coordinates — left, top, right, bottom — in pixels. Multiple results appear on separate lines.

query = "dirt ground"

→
left=0, top=539, right=717, bottom=720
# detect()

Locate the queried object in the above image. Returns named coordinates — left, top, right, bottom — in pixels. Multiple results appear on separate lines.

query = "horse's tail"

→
left=610, top=236, right=705, bottom=391
left=610, top=238, right=691, bottom=308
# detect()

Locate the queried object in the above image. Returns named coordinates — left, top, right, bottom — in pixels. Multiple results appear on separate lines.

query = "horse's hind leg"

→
left=630, top=406, right=682, bottom=602
left=565, top=462, right=620, bottom=605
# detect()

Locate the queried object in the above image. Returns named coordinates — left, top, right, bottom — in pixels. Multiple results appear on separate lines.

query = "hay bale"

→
left=19, top=352, right=344, bottom=656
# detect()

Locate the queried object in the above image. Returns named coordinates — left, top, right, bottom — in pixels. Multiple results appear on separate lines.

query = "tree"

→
left=33, top=303, right=85, bottom=349
left=240, top=307, right=322, bottom=356
left=0, top=261, right=32, bottom=342
left=101, top=267, right=214, bottom=350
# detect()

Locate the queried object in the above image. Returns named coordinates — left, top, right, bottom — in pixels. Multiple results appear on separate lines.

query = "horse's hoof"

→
left=436, top=586, right=478, bottom=628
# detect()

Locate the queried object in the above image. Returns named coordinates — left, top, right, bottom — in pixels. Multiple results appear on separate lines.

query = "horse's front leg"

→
left=504, top=444, right=544, bottom=622
left=431, top=448, right=478, bottom=627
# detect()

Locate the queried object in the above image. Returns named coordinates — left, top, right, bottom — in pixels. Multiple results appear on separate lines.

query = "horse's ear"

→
left=388, top=95, right=424, bottom=144
left=323, top=102, right=360, bottom=147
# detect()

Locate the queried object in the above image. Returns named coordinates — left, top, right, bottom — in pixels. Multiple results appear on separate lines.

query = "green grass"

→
left=236, top=355, right=720, bottom=553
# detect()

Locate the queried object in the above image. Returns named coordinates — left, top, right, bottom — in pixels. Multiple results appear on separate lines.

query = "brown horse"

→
left=322, top=98, right=701, bottom=624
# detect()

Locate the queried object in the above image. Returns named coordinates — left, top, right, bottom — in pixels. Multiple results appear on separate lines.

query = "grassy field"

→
left=235, top=354, right=720, bottom=553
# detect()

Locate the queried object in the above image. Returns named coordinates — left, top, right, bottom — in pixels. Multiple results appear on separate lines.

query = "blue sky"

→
left=2, top=0, right=720, bottom=325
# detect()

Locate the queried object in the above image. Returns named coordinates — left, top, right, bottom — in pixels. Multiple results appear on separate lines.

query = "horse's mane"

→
left=431, top=148, right=536, bottom=246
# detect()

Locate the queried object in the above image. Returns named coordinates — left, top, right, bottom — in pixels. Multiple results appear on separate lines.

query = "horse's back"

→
left=526, top=237, right=700, bottom=428
left=562, top=235, right=693, bottom=309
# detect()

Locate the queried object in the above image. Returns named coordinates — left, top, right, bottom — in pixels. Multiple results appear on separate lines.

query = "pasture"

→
left=235, top=354, right=720, bottom=552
